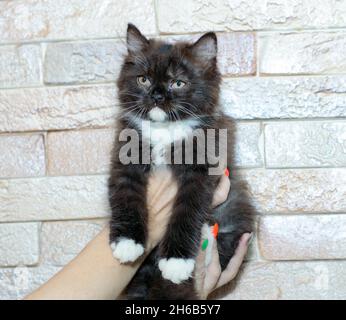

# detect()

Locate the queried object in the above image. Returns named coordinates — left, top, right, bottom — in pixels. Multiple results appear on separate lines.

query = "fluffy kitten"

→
left=109, top=24, right=253, bottom=299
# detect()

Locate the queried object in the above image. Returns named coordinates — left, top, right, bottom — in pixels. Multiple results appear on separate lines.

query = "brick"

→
left=0, top=175, right=109, bottom=222
left=260, top=32, right=346, bottom=75
left=258, top=215, right=346, bottom=260
left=0, top=266, right=60, bottom=300
left=1, top=170, right=344, bottom=223
left=234, top=168, right=346, bottom=214
left=44, top=40, right=125, bottom=85
left=157, top=0, right=346, bottom=33
left=0, top=223, right=40, bottom=267
left=0, top=85, right=117, bottom=132
left=161, top=32, right=256, bottom=76
left=0, top=134, right=45, bottom=178
left=19, top=122, right=263, bottom=193
left=234, top=122, right=263, bottom=168
left=217, top=33, right=256, bottom=76
left=0, top=0, right=156, bottom=43
left=0, top=44, right=41, bottom=88
left=41, top=220, right=105, bottom=265
left=47, top=129, right=114, bottom=175
left=220, top=261, right=346, bottom=299
left=245, top=237, right=258, bottom=262
left=221, top=76, right=346, bottom=119
left=265, top=121, right=346, bottom=168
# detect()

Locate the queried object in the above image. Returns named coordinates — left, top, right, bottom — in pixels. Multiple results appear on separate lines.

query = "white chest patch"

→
left=132, top=116, right=200, bottom=166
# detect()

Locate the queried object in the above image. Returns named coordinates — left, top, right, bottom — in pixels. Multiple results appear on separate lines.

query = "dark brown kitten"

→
left=109, top=24, right=253, bottom=299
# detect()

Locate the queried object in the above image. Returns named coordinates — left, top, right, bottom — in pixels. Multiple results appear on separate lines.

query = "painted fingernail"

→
left=224, top=167, right=230, bottom=177
left=212, top=223, right=219, bottom=239
left=201, top=239, right=209, bottom=251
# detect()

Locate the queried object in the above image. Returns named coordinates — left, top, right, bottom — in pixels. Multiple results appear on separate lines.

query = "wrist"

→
left=146, top=237, right=158, bottom=252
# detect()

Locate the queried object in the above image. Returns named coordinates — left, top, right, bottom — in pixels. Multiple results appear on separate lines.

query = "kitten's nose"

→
left=151, top=89, right=165, bottom=103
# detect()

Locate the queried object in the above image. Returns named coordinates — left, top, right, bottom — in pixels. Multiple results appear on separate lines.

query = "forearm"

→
left=25, top=172, right=230, bottom=300
left=25, top=171, right=175, bottom=300
left=25, top=226, right=146, bottom=300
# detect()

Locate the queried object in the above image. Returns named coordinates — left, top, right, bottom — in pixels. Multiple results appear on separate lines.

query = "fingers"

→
left=194, top=238, right=208, bottom=296
left=196, top=232, right=252, bottom=298
left=212, top=174, right=231, bottom=207
left=203, top=240, right=222, bottom=296
left=216, top=233, right=252, bottom=288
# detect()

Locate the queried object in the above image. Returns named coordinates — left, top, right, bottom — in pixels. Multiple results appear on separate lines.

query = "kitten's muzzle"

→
left=151, top=89, right=165, bottom=104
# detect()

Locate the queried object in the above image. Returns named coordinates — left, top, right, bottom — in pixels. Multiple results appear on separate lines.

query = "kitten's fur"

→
left=109, top=24, right=254, bottom=299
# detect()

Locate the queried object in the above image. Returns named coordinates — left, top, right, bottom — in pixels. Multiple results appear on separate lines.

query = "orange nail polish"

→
left=212, top=223, right=219, bottom=238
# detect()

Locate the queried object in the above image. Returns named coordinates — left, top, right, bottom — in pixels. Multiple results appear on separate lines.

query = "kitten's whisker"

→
left=174, top=104, right=197, bottom=119
left=120, top=104, right=146, bottom=124
left=120, top=103, right=141, bottom=111
left=173, top=109, right=181, bottom=122
left=174, top=103, right=211, bottom=127
left=176, top=100, right=199, bottom=112
left=120, top=105, right=143, bottom=120
left=134, top=106, right=147, bottom=121
left=119, top=90, right=143, bottom=98
left=168, top=110, right=174, bottom=122
left=120, top=93, right=142, bottom=99
left=177, top=101, right=213, bottom=120
left=120, top=101, right=141, bottom=107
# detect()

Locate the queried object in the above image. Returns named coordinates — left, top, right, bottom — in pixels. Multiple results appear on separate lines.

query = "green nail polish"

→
left=201, top=239, right=208, bottom=251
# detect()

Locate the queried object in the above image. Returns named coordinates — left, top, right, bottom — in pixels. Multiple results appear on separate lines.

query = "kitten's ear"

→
left=190, top=32, right=217, bottom=63
left=127, top=23, right=149, bottom=53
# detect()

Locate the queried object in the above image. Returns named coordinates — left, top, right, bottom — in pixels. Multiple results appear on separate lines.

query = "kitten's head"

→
left=117, top=24, right=221, bottom=124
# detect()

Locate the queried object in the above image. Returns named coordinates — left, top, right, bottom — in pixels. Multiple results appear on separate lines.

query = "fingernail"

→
left=212, top=223, right=219, bottom=239
left=224, top=167, right=230, bottom=177
left=201, top=239, right=209, bottom=251
left=246, top=233, right=254, bottom=246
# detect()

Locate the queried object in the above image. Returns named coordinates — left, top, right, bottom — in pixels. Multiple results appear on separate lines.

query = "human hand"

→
left=146, top=169, right=250, bottom=298
left=146, top=170, right=231, bottom=250
left=194, top=232, right=252, bottom=299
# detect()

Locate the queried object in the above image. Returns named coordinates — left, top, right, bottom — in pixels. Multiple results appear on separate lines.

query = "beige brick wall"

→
left=0, top=0, right=345, bottom=300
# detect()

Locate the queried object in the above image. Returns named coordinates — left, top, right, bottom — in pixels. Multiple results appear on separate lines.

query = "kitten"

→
left=109, top=24, right=253, bottom=299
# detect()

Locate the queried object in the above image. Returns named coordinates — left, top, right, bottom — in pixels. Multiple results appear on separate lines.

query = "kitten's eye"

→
left=137, top=76, right=151, bottom=87
left=171, top=80, right=186, bottom=89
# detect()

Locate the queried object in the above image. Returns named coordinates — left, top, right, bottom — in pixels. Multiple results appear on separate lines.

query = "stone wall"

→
left=0, top=0, right=345, bottom=299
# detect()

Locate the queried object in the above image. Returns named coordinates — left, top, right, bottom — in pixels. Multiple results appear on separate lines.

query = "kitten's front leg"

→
left=109, top=163, right=150, bottom=263
left=158, top=168, right=217, bottom=284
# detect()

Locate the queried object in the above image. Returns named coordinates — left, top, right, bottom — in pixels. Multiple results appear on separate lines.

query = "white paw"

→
left=111, top=238, right=144, bottom=263
left=158, top=258, right=195, bottom=284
